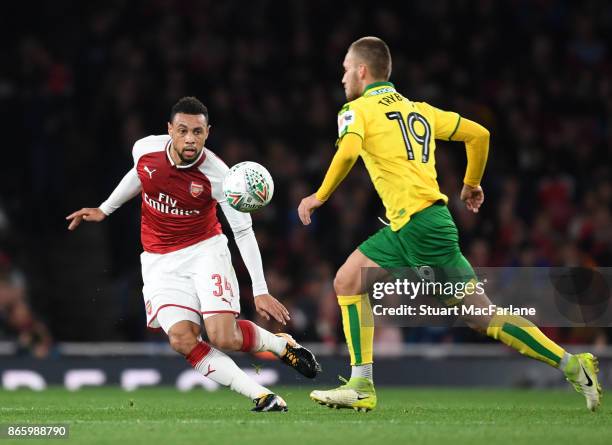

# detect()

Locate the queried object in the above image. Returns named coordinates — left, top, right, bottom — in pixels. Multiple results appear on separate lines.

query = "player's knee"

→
left=168, top=330, right=199, bottom=355
left=334, top=267, right=359, bottom=295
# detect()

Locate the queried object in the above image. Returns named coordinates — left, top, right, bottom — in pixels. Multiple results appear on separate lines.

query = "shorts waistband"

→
left=142, top=233, right=227, bottom=258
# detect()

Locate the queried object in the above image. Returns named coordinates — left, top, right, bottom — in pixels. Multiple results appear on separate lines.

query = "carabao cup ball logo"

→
left=222, top=161, right=274, bottom=212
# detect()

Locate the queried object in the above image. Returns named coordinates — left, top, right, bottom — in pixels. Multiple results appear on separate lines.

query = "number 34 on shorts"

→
left=141, top=234, right=242, bottom=329
left=211, top=273, right=235, bottom=303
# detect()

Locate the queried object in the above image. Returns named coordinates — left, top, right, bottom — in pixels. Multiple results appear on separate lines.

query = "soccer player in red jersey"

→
left=67, top=97, right=320, bottom=412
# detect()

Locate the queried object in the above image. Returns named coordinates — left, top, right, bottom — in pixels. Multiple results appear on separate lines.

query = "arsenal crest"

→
left=190, top=182, right=204, bottom=198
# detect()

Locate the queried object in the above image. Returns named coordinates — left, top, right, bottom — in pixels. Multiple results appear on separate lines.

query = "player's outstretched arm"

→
left=66, top=168, right=142, bottom=230
left=298, top=132, right=361, bottom=225
left=66, top=208, right=106, bottom=230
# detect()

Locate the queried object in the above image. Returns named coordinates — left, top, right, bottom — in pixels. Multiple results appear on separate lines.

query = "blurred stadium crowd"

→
left=1, top=0, right=611, bottom=356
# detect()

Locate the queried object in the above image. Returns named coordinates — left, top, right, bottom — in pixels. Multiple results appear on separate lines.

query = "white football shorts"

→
left=141, top=234, right=241, bottom=333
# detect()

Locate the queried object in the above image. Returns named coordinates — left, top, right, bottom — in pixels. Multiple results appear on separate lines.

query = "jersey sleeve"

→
left=336, top=103, right=366, bottom=144
left=424, top=104, right=462, bottom=141
left=421, top=103, right=490, bottom=186
left=99, top=168, right=142, bottom=215
left=450, top=118, right=490, bottom=186
left=132, top=135, right=170, bottom=165
left=315, top=133, right=362, bottom=202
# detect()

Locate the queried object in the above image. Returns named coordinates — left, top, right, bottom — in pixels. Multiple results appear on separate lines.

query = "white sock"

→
left=239, top=320, right=287, bottom=355
left=189, top=343, right=270, bottom=400
left=253, top=326, right=287, bottom=355
left=351, top=364, right=373, bottom=382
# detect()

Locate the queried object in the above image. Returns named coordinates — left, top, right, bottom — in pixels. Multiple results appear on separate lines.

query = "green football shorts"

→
left=359, top=202, right=476, bottom=302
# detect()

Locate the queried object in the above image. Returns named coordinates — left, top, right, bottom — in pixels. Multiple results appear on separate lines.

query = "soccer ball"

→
left=222, top=161, right=274, bottom=212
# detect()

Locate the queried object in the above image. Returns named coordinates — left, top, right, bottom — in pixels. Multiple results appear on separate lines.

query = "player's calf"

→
left=204, top=315, right=266, bottom=352
left=204, top=316, right=289, bottom=356
left=206, top=327, right=243, bottom=351
left=236, top=319, right=284, bottom=353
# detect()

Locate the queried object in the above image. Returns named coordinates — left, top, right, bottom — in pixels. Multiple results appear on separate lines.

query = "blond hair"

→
left=349, top=36, right=392, bottom=80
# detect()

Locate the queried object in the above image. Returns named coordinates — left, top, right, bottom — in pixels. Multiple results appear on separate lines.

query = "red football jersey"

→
left=133, top=135, right=229, bottom=254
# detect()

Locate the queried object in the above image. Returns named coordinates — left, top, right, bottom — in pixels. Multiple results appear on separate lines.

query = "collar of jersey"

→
left=166, top=141, right=205, bottom=169
left=363, top=81, right=395, bottom=97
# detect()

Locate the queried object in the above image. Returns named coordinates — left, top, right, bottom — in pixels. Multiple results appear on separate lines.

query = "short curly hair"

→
left=170, top=96, right=209, bottom=123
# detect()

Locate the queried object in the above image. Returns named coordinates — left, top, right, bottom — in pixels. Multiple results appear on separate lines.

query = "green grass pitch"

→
left=1, top=387, right=610, bottom=445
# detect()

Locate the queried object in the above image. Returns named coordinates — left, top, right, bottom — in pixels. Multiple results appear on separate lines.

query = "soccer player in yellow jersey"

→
left=298, top=36, right=601, bottom=412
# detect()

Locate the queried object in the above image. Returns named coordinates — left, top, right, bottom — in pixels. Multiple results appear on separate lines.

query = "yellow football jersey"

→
left=337, top=81, right=461, bottom=231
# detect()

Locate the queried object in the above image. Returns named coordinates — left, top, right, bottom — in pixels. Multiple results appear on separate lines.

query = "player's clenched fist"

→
left=65, top=208, right=106, bottom=230
left=460, top=184, right=485, bottom=213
